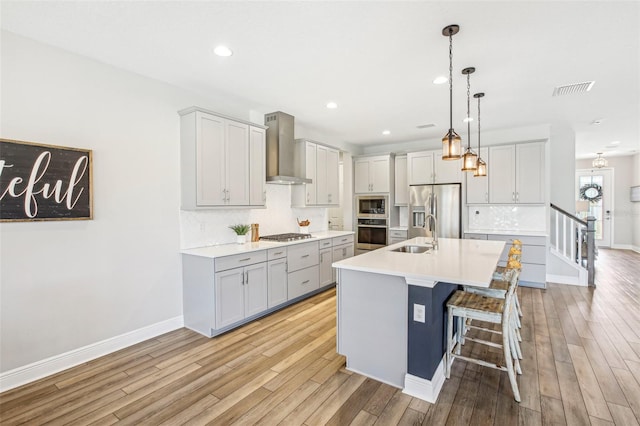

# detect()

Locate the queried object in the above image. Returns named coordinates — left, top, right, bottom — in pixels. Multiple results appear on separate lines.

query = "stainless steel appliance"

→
left=260, top=233, right=313, bottom=242
left=356, top=218, right=388, bottom=251
left=264, top=112, right=312, bottom=185
left=408, top=184, right=461, bottom=240
left=356, top=195, right=388, bottom=218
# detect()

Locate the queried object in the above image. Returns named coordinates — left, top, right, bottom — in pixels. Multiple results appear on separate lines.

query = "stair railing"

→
left=550, top=203, right=596, bottom=286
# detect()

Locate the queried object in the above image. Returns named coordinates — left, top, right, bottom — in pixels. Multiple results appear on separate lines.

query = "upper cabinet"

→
left=394, top=155, right=408, bottom=206
left=180, top=107, right=267, bottom=209
left=465, top=147, right=489, bottom=204
left=407, top=150, right=462, bottom=185
left=354, top=155, right=392, bottom=193
left=292, top=140, right=339, bottom=207
left=488, top=142, right=545, bottom=204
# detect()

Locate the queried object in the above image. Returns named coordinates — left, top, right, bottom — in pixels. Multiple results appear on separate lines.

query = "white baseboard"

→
left=0, top=316, right=183, bottom=392
left=546, top=274, right=587, bottom=286
left=403, top=356, right=447, bottom=403
left=611, top=244, right=633, bottom=250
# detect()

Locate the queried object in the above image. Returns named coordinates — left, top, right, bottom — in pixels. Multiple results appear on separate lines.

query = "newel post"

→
left=586, top=216, right=596, bottom=287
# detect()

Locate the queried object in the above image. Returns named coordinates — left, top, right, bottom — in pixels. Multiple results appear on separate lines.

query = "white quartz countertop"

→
left=464, top=229, right=548, bottom=237
left=181, top=230, right=354, bottom=259
left=333, top=237, right=505, bottom=288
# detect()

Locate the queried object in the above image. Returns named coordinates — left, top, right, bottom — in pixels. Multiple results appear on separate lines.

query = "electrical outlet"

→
left=413, top=304, right=425, bottom=323
left=475, top=210, right=480, bottom=215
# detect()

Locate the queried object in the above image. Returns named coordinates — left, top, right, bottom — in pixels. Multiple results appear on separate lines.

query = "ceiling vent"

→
left=552, top=81, right=595, bottom=97
left=416, top=123, right=436, bottom=129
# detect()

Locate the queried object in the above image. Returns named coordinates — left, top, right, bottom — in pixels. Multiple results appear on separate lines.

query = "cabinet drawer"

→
left=287, top=241, right=319, bottom=272
left=319, top=238, right=333, bottom=249
left=464, top=233, right=488, bottom=240
left=332, top=234, right=354, bottom=246
left=389, top=230, right=408, bottom=238
left=267, top=247, right=287, bottom=260
left=288, top=265, right=320, bottom=300
left=389, top=237, right=406, bottom=245
left=488, top=234, right=546, bottom=246
left=215, top=250, right=267, bottom=272
left=500, top=244, right=546, bottom=264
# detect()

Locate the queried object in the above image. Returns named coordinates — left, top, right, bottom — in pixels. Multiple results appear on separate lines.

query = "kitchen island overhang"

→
left=333, top=237, right=505, bottom=403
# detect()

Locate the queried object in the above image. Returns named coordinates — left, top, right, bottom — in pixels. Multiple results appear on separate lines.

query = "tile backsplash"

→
left=467, top=205, right=546, bottom=232
left=180, top=185, right=328, bottom=249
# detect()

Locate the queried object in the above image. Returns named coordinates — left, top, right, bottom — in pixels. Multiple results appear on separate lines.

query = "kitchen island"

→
left=332, top=237, right=505, bottom=403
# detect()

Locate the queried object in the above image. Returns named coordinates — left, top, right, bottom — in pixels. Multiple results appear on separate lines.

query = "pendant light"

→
left=473, top=92, right=487, bottom=177
left=592, top=152, right=608, bottom=168
left=441, top=25, right=462, bottom=160
left=461, top=67, right=478, bottom=171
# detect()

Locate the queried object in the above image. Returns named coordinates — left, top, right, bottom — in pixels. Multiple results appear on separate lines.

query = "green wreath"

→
left=579, top=183, right=603, bottom=203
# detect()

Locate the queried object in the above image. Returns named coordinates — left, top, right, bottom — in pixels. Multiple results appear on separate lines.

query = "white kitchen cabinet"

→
left=489, top=142, right=545, bottom=204
left=319, top=247, right=333, bottom=286
left=394, top=155, right=408, bottom=206
left=214, top=262, right=267, bottom=329
left=292, top=140, right=339, bottom=206
left=465, top=147, right=489, bottom=204
left=407, top=150, right=461, bottom=185
left=287, top=240, right=320, bottom=300
left=249, top=126, right=266, bottom=206
left=180, top=107, right=267, bottom=209
left=354, top=155, right=392, bottom=193
left=389, top=229, right=408, bottom=245
left=267, top=257, right=287, bottom=308
left=331, top=235, right=355, bottom=282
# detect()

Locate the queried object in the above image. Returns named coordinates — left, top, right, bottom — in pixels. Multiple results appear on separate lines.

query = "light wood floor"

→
left=1, top=248, right=639, bottom=425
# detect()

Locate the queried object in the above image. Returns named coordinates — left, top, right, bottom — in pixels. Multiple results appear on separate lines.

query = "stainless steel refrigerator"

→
left=408, top=184, right=461, bottom=239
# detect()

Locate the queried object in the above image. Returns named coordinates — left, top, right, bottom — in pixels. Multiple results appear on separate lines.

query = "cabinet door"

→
left=316, top=145, right=328, bottom=204
left=370, top=157, right=390, bottom=192
left=244, top=263, right=268, bottom=317
left=267, top=258, right=288, bottom=308
left=306, top=142, right=317, bottom=204
left=488, top=145, right=516, bottom=203
left=226, top=121, right=250, bottom=205
left=326, top=148, right=340, bottom=205
left=465, top=147, right=489, bottom=204
left=434, top=152, right=462, bottom=184
left=249, top=126, right=266, bottom=206
left=215, top=268, right=245, bottom=329
left=515, top=142, right=545, bottom=203
left=354, top=159, right=371, bottom=193
left=196, top=112, right=226, bottom=206
left=394, top=155, right=408, bottom=205
left=319, top=247, right=333, bottom=286
left=407, top=151, right=434, bottom=185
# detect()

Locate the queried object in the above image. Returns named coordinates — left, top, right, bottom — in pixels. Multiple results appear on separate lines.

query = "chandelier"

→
left=592, top=153, right=608, bottom=168
left=441, top=25, right=462, bottom=160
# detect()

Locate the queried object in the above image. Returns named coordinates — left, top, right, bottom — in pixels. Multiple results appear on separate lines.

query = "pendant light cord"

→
left=467, top=73, right=471, bottom=148
left=448, top=30, right=453, bottom=134
left=477, top=95, right=481, bottom=150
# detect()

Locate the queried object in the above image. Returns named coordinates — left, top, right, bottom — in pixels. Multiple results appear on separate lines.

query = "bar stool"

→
left=446, top=271, right=522, bottom=402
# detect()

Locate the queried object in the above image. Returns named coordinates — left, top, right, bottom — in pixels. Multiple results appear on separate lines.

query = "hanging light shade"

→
left=592, top=152, right=608, bottom=168
left=461, top=67, right=478, bottom=171
left=473, top=92, right=487, bottom=177
left=441, top=25, right=462, bottom=160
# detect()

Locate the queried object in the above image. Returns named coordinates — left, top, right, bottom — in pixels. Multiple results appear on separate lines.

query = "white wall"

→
left=634, top=153, right=640, bottom=251
left=576, top=156, right=636, bottom=249
left=549, top=123, right=576, bottom=212
left=0, top=32, right=344, bottom=377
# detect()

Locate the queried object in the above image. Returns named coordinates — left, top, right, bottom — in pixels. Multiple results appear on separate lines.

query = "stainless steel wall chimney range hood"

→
left=264, top=112, right=312, bottom=185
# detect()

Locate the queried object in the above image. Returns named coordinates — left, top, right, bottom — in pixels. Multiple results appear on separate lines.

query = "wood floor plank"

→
left=566, top=343, right=613, bottom=422
left=518, top=406, right=542, bottom=426
left=349, top=409, right=378, bottom=426
left=324, top=378, right=381, bottom=426
left=540, top=396, right=566, bottom=426
left=304, top=373, right=367, bottom=426
left=397, top=407, right=426, bottom=425
left=372, top=389, right=412, bottom=425
left=555, top=360, right=591, bottom=426
left=580, top=336, right=629, bottom=406
left=611, top=367, right=640, bottom=421
left=535, top=332, right=562, bottom=400
left=607, top=402, right=640, bottom=426
left=251, top=380, right=320, bottom=426
left=362, top=382, right=397, bottom=417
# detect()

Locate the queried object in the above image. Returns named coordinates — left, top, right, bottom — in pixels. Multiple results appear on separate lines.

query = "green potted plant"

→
left=229, top=224, right=250, bottom=244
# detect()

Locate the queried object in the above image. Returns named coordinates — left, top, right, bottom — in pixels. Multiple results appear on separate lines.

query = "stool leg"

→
left=502, top=316, right=521, bottom=402
left=515, top=292, right=523, bottom=318
left=457, top=315, right=464, bottom=349
left=446, top=309, right=454, bottom=379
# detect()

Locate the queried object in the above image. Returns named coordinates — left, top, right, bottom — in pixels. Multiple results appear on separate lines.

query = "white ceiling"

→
left=2, top=1, right=639, bottom=159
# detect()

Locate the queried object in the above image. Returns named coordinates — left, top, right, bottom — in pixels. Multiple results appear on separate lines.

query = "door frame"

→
left=576, top=168, right=614, bottom=248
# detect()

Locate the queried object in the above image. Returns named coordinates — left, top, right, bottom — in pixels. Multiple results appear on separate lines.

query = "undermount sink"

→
left=391, top=245, right=432, bottom=254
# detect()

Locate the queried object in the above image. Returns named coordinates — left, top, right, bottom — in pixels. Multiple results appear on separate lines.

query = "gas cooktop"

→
left=260, top=233, right=313, bottom=242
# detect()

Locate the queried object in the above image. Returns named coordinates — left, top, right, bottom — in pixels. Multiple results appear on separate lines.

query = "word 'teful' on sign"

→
left=0, top=139, right=93, bottom=222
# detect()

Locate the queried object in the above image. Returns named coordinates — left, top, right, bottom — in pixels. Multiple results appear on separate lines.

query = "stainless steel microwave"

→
left=356, top=195, right=388, bottom=218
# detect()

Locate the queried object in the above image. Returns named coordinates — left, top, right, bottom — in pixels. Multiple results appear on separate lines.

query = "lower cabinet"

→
left=288, top=265, right=320, bottom=300
left=215, top=262, right=267, bottom=329
left=389, top=229, right=408, bottom=245
left=267, top=258, right=288, bottom=308
left=287, top=241, right=320, bottom=300
left=332, top=242, right=354, bottom=282
left=319, top=247, right=333, bottom=286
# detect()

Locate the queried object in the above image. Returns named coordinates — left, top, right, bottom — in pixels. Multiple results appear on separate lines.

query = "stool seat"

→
left=447, top=290, right=504, bottom=315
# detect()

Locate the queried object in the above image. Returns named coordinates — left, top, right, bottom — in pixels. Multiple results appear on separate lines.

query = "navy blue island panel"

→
left=407, top=282, right=459, bottom=380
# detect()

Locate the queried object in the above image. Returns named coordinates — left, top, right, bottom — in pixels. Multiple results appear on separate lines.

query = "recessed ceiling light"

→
left=433, top=76, right=448, bottom=85
left=610, top=141, right=620, bottom=145
left=326, top=102, right=338, bottom=109
left=382, top=130, right=391, bottom=135
left=213, top=45, right=233, bottom=57
left=463, top=117, right=473, bottom=123
left=591, top=118, right=605, bottom=125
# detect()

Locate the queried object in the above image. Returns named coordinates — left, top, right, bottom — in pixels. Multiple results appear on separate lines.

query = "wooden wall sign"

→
left=0, top=138, right=93, bottom=221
